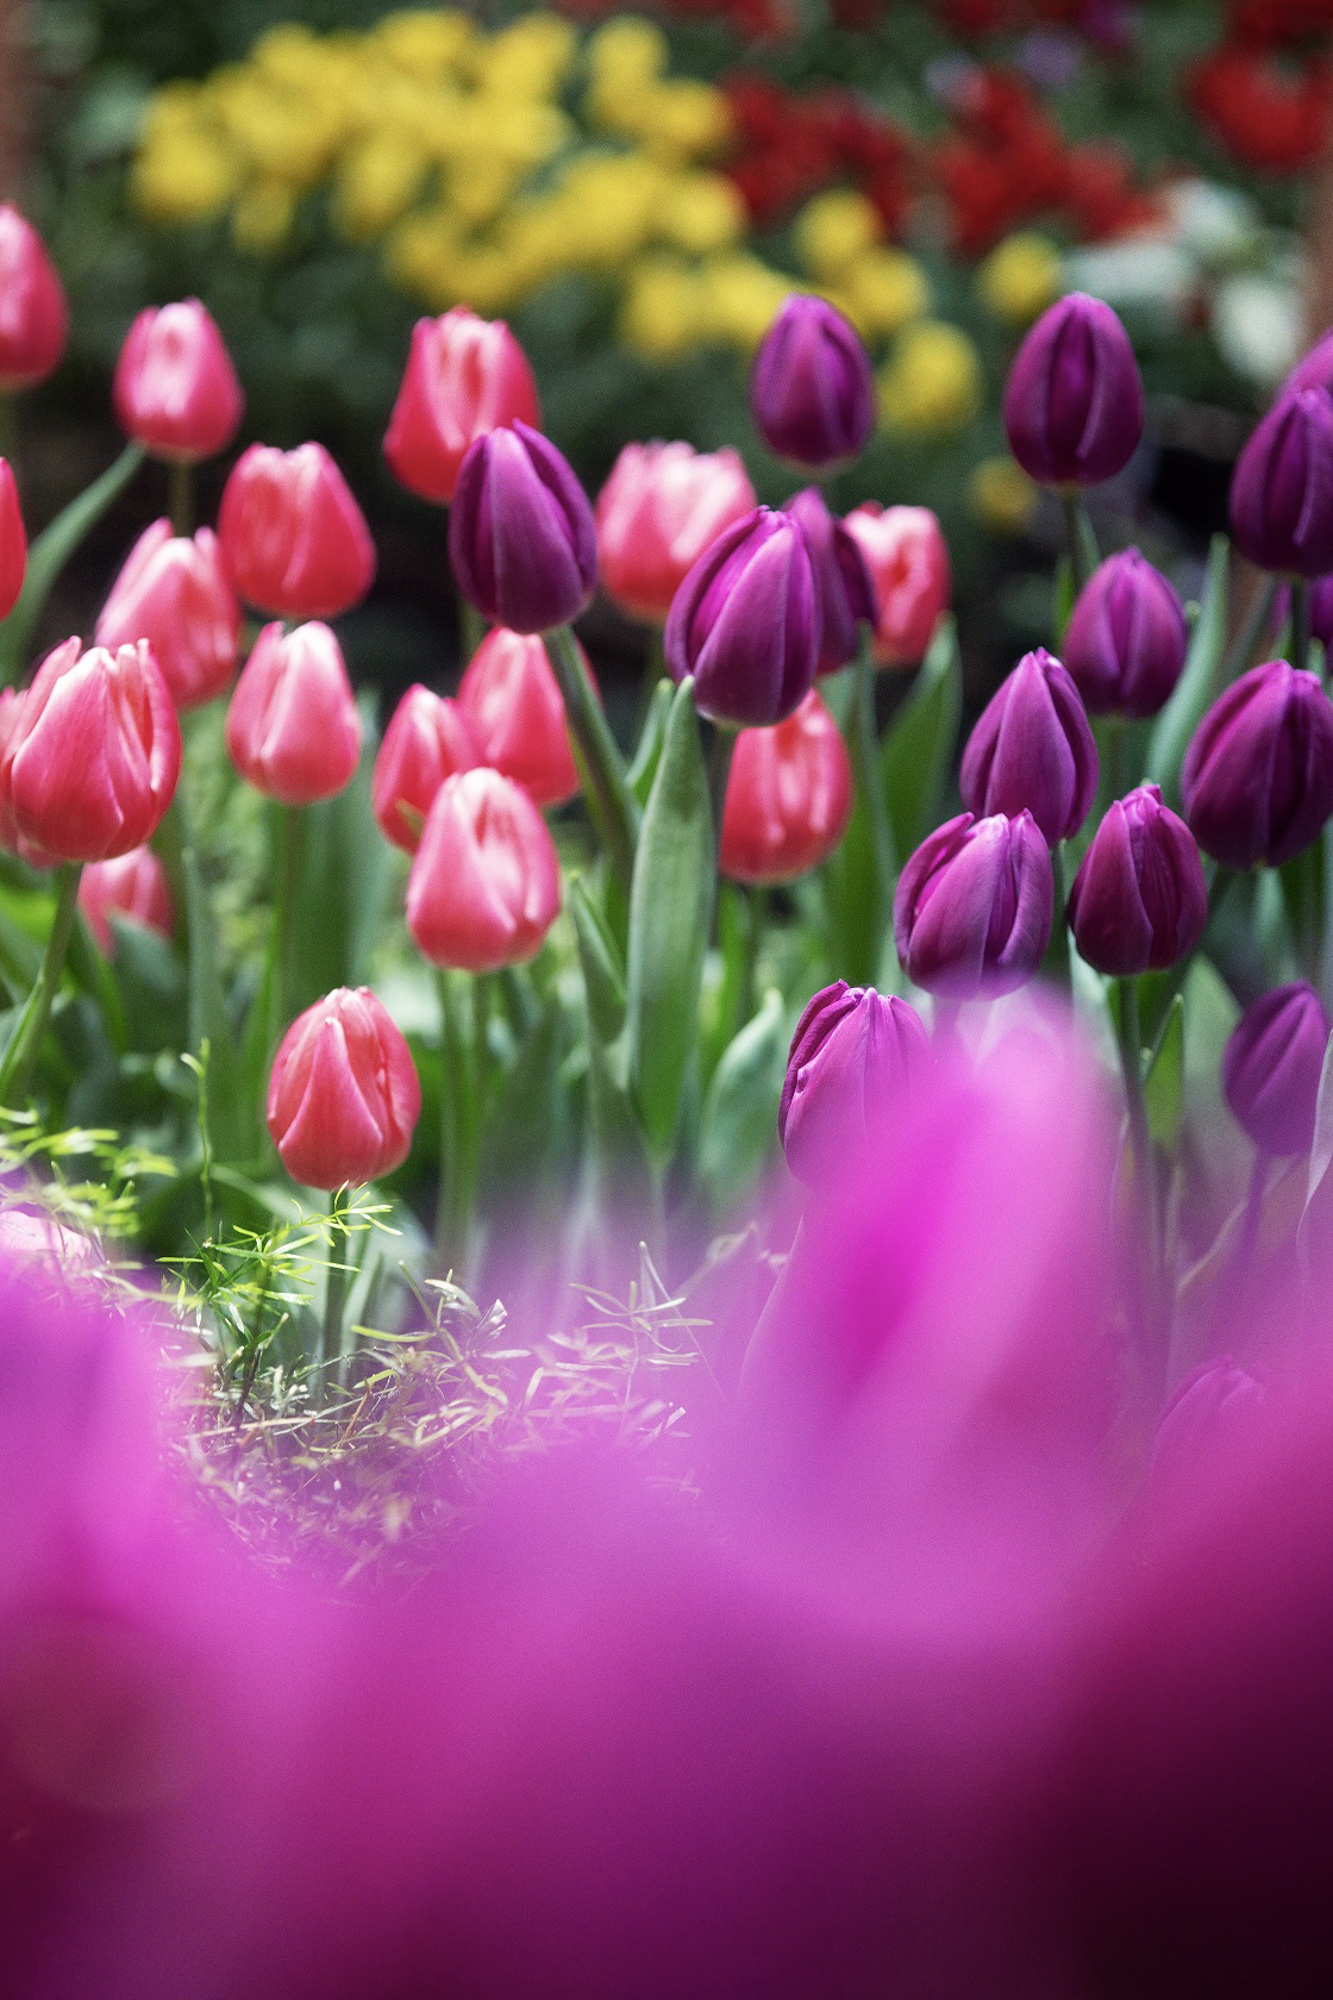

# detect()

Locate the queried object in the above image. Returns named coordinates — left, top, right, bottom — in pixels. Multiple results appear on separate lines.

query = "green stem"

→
left=1221, top=575, right=1279, bottom=688
left=435, top=969, right=481, bottom=1275
left=850, top=630, right=895, bottom=980
left=0, top=864, right=83, bottom=1107
left=1291, top=577, right=1311, bottom=677
left=543, top=623, right=637, bottom=894
left=322, top=1187, right=350, bottom=1376
left=707, top=722, right=736, bottom=877
left=1143, top=866, right=1237, bottom=1071
left=460, top=597, right=487, bottom=664
left=271, top=804, right=305, bottom=1047
left=1060, top=489, right=1096, bottom=598
left=168, top=459, right=194, bottom=538
left=1044, top=840, right=1072, bottom=987
left=1117, top=977, right=1162, bottom=1346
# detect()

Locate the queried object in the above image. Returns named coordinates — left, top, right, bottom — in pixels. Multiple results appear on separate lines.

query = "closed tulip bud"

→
left=721, top=690, right=853, bottom=884
left=0, top=205, right=68, bottom=391
left=665, top=506, right=820, bottom=726
left=778, top=980, right=932, bottom=1185
left=843, top=503, right=950, bottom=668
left=371, top=685, right=477, bottom=854
left=893, top=809, right=1054, bottom=998
left=0, top=639, right=179, bottom=863
left=218, top=442, right=375, bottom=620
left=1285, top=325, right=1333, bottom=396
left=95, top=519, right=240, bottom=710
left=111, top=299, right=243, bottom=463
left=449, top=421, right=597, bottom=635
left=78, top=845, right=174, bottom=955
left=0, top=456, right=27, bottom=621
left=1231, top=388, right=1333, bottom=579
left=960, top=646, right=1098, bottom=844
left=1066, top=783, right=1206, bottom=976
left=266, top=986, right=420, bottom=1191
left=226, top=621, right=362, bottom=806
left=1003, top=291, right=1143, bottom=487
left=457, top=625, right=589, bottom=809
left=384, top=309, right=540, bottom=505
left=1063, top=548, right=1188, bottom=718
left=749, top=294, right=875, bottom=470
left=596, top=441, right=756, bottom=624
left=406, top=766, right=561, bottom=972
left=1181, top=658, right=1333, bottom=869
left=1223, top=981, right=1331, bottom=1155
left=782, top=487, right=875, bottom=677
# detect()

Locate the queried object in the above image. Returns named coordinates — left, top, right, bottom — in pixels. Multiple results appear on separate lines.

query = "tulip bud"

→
left=457, top=626, right=588, bottom=809
left=778, top=980, right=932, bottom=1186
left=842, top=503, right=950, bottom=668
left=371, top=685, right=477, bottom=854
left=721, top=689, right=853, bottom=884
left=266, top=986, right=421, bottom=1191
left=749, top=294, right=875, bottom=470
left=596, top=441, right=756, bottom=624
left=1285, top=325, right=1333, bottom=397
left=0, top=205, right=68, bottom=392
left=664, top=506, right=820, bottom=726
left=1181, top=659, right=1333, bottom=869
left=1223, top=981, right=1331, bottom=1156
left=1230, top=388, right=1333, bottom=579
left=1002, top=291, right=1143, bottom=487
left=1063, top=548, right=1188, bottom=718
left=0, top=687, right=52, bottom=868
left=111, top=299, right=243, bottom=463
left=95, top=519, right=240, bottom=710
left=406, top=767, right=561, bottom=973
left=1066, top=783, right=1206, bottom=976
left=384, top=308, right=540, bottom=505
left=0, top=639, right=179, bottom=863
left=0, top=456, right=27, bottom=621
left=225, top=622, right=362, bottom=806
left=77, top=846, right=174, bottom=955
left=782, top=487, right=875, bottom=677
left=217, top=443, right=376, bottom=621
left=893, top=810, right=1054, bottom=998
left=960, top=646, right=1098, bottom=845
left=449, top=421, right=597, bottom=636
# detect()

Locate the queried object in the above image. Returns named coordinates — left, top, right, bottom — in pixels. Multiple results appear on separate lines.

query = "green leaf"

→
left=697, top=989, right=786, bottom=1212
left=1145, top=535, right=1229, bottom=809
left=0, top=445, right=144, bottom=681
left=568, top=874, right=626, bottom=1043
left=626, top=678, right=713, bottom=1170
left=287, top=734, right=390, bottom=1014
left=481, top=1007, right=564, bottom=1200
left=1144, top=992, right=1184, bottom=1149
left=627, top=677, right=672, bottom=807
left=882, top=614, right=962, bottom=861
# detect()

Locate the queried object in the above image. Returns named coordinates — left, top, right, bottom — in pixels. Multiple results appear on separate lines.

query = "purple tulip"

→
left=893, top=810, right=1054, bottom=998
left=782, top=487, right=875, bottom=677
left=750, top=295, right=875, bottom=471
left=1002, top=292, right=1143, bottom=488
left=1066, top=783, right=1206, bottom=977
left=1180, top=658, right=1333, bottom=870
left=778, top=981, right=932, bottom=1186
left=1063, top=549, right=1188, bottom=718
left=665, top=506, right=820, bottom=726
left=1284, top=324, right=1333, bottom=396
left=1151, top=1359, right=1268, bottom=1491
left=1230, top=388, right=1333, bottom=580
left=1222, top=981, right=1331, bottom=1156
left=449, top=420, right=597, bottom=635
left=960, top=646, right=1098, bottom=845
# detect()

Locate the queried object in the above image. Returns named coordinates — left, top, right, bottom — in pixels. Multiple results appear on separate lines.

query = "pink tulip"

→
left=0, top=205, right=67, bottom=392
left=78, top=846, right=174, bottom=954
left=406, top=766, right=561, bottom=971
left=226, top=622, right=361, bottom=806
left=383, top=308, right=540, bottom=505
left=721, top=688, right=853, bottom=884
left=217, top=443, right=375, bottom=620
left=95, top=519, right=240, bottom=710
left=266, top=986, right=420, bottom=1191
left=372, top=685, right=478, bottom=853
left=112, top=299, right=243, bottom=462
left=0, top=456, right=27, bottom=620
left=844, top=503, right=951, bottom=668
left=596, top=441, right=756, bottom=624
left=456, top=626, right=588, bottom=810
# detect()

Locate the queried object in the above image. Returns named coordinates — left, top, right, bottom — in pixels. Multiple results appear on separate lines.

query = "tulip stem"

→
left=1117, top=976, right=1161, bottom=1330
left=1060, top=491, right=1096, bottom=598
left=1291, top=579, right=1311, bottom=678
left=0, top=863, right=83, bottom=1108
left=707, top=723, right=736, bottom=876
left=544, top=623, right=637, bottom=895
left=460, top=598, right=487, bottom=664
left=1044, top=841, right=1072, bottom=988
left=435, top=969, right=481, bottom=1278
left=168, top=459, right=194, bottom=538
left=1222, top=575, right=1279, bottom=688
left=322, top=1187, right=351, bottom=1380
left=271, top=804, right=305, bottom=1047
left=845, top=633, right=895, bottom=984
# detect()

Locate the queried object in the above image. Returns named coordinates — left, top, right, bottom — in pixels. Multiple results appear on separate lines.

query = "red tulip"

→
left=266, top=986, right=421, bottom=1191
left=383, top=308, right=540, bottom=505
left=78, top=846, right=174, bottom=954
left=0, top=205, right=68, bottom=392
left=112, top=299, right=243, bottom=462
left=406, top=766, right=561, bottom=971
left=217, top=443, right=375, bottom=620
left=595, top=441, right=756, bottom=624
left=0, top=688, right=52, bottom=868
left=0, top=639, right=180, bottom=863
left=456, top=626, right=587, bottom=809
left=95, top=519, right=240, bottom=710
left=721, top=689, right=853, bottom=884
left=372, top=684, right=478, bottom=853
left=0, top=455, right=27, bottom=621
left=226, top=622, right=361, bottom=806
left=843, top=504, right=950, bottom=668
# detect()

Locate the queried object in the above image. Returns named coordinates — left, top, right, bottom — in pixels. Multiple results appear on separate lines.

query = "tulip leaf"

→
left=1145, top=535, right=1229, bottom=809
left=626, top=678, right=714, bottom=1171
left=882, top=614, right=962, bottom=862
left=1144, top=991, right=1185, bottom=1149
left=569, top=874, right=627, bottom=1044
left=287, top=731, right=390, bottom=1017
left=627, top=678, right=673, bottom=808
left=697, top=989, right=787, bottom=1214
left=0, top=444, right=145, bottom=683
